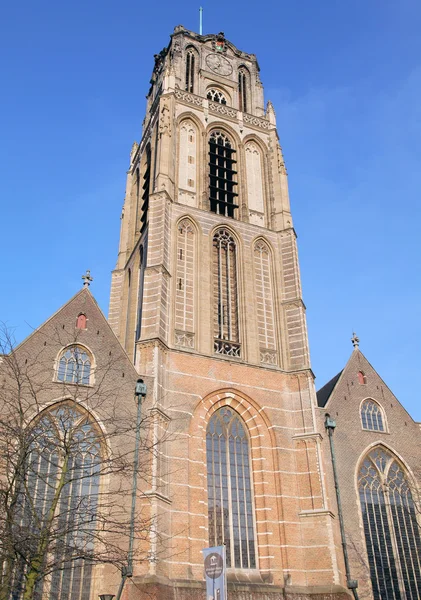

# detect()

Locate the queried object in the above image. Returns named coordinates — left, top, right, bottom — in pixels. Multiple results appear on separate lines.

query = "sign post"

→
left=202, top=546, right=227, bottom=600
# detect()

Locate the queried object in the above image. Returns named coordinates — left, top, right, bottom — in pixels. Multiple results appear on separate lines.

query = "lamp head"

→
left=135, top=379, right=147, bottom=397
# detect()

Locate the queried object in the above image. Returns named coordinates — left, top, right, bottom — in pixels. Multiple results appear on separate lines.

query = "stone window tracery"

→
left=209, top=131, right=238, bottom=218
left=361, top=399, right=385, bottom=432
left=212, top=229, right=240, bottom=357
left=56, top=345, right=92, bottom=386
left=206, top=407, right=256, bottom=569
left=207, top=89, right=227, bottom=104
left=358, top=447, right=421, bottom=599
left=14, top=403, right=101, bottom=600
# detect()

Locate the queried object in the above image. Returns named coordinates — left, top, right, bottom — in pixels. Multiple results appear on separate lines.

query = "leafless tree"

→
left=0, top=323, right=169, bottom=600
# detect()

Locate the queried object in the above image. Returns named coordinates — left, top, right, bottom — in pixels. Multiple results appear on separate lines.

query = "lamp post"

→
left=324, top=415, right=359, bottom=599
left=115, top=379, right=147, bottom=600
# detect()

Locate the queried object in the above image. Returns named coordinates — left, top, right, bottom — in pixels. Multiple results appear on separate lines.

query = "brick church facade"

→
left=1, top=26, right=420, bottom=600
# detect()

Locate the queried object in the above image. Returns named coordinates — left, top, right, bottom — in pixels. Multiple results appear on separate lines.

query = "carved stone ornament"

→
left=159, top=102, right=172, bottom=137
left=260, top=349, right=277, bottom=365
left=175, top=330, right=195, bottom=349
left=206, top=53, right=233, bottom=76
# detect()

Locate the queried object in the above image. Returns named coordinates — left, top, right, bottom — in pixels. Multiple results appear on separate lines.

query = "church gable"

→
left=317, top=348, right=418, bottom=435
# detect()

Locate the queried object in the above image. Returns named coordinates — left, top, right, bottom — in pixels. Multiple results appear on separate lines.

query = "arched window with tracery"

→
left=13, top=403, right=101, bottom=600
left=56, top=346, right=92, bottom=385
left=185, top=47, right=196, bottom=93
left=175, top=219, right=195, bottom=349
left=361, top=399, right=385, bottom=432
left=209, top=131, right=238, bottom=218
left=207, top=89, right=227, bottom=104
left=254, top=240, right=276, bottom=364
left=213, top=229, right=240, bottom=357
left=206, top=407, right=256, bottom=569
left=358, top=447, right=421, bottom=599
left=238, top=68, right=248, bottom=113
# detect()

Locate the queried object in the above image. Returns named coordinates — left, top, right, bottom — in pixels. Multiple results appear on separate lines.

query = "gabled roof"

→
left=12, top=286, right=139, bottom=378
left=317, top=370, right=343, bottom=407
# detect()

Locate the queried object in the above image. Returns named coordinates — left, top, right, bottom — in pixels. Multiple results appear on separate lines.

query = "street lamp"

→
left=324, top=414, right=359, bottom=599
left=115, top=379, right=147, bottom=600
left=99, top=595, right=115, bottom=600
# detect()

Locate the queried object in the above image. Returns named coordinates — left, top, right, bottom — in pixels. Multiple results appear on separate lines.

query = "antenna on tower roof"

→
left=199, top=6, right=203, bottom=35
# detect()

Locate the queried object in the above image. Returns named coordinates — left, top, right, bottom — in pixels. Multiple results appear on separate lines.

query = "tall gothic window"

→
left=209, top=132, right=238, bottom=218
left=206, top=407, right=256, bottom=569
left=238, top=68, right=248, bottom=113
left=361, top=399, right=385, bottom=432
left=213, top=229, right=240, bottom=357
left=358, top=447, right=421, bottom=600
left=13, top=404, right=101, bottom=600
left=57, top=345, right=92, bottom=385
left=185, top=48, right=196, bottom=93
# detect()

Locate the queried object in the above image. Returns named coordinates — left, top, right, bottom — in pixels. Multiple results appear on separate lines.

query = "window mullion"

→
left=383, top=482, right=406, bottom=600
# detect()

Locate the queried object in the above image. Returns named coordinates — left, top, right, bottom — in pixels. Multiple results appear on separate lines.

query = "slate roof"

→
left=316, top=370, right=343, bottom=407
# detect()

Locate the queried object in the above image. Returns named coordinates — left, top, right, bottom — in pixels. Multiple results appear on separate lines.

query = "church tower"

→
left=109, top=26, right=348, bottom=600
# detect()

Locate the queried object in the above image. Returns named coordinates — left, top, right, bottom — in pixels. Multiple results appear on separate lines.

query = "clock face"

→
left=206, top=53, right=233, bottom=77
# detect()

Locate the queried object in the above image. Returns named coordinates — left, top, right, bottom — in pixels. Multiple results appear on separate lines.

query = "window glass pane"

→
left=206, top=408, right=256, bottom=569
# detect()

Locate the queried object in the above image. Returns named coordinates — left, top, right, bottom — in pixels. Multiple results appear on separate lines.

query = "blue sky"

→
left=1, top=0, right=420, bottom=419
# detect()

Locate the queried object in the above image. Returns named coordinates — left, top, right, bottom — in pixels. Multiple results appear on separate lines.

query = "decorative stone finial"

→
left=82, top=270, right=93, bottom=288
left=351, top=332, right=360, bottom=348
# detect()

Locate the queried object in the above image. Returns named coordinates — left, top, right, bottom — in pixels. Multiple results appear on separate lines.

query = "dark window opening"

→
left=209, top=132, right=238, bottom=219
left=185, top=50, right=195, bottom=93
left=238, top=70, right=247, bottom=113
left=141, top=146, right=151, bottom=232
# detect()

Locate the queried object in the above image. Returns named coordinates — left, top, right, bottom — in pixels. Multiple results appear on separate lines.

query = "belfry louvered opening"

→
left=209, top=131, right=238, bottom=218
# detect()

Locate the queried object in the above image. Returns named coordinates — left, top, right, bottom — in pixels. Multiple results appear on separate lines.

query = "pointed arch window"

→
left=213, top=229, right=240, bottom=357
left=358, top=447, right=421, bottom=599
left=361, top=399, right=385, bottom=432
left=185, top=48, right=196, bottom=93
left=238, top=68, right=248, bottom=113
left=76, top=314, right=87, bottom=330
left=206, top=407, right=256, bottom=569
left=56, top=345, right=92, bottom=385
left=209, top=131, right=238, bottom=218
left=207, top=89, right=227, bottom=104
left=175, top=219, right=195, bottom=348
left=13, top=403, right=101, bottom=600
left=358, top=370, right=367, bottom=385
left=253, top=240, right=276, bottom=364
